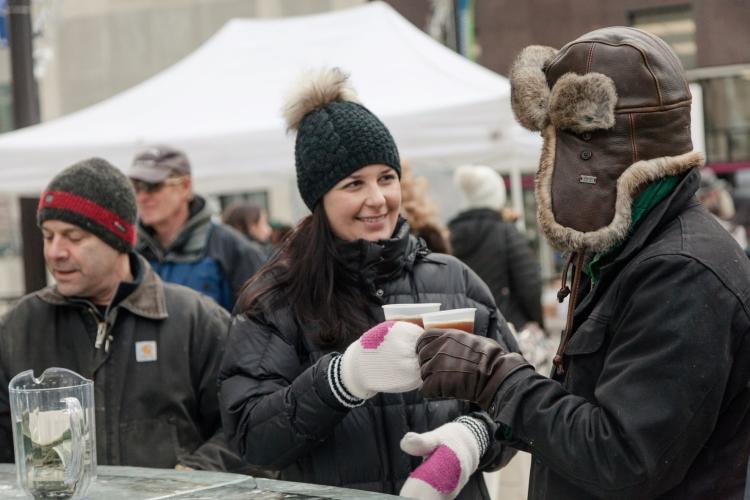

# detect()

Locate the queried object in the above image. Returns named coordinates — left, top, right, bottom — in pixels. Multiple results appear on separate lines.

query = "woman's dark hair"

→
left=239, top=206, right=372, bottom=349
left=222, top=202, right=263, bottom=238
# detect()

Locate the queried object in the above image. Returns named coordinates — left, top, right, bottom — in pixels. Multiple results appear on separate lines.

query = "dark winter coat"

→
left=218, top=221, right=521, bottom=498
left=489, top=169, right=750, bottom=499
left=137, top=196, right=266, bottom=311
left=0, top=255, right=238, bottom=471
left=449, top=208, right=544, bottom=328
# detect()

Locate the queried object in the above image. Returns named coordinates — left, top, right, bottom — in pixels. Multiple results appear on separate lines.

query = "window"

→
left=218, top=190, right=269, bottom=214
left=631, top=5, right=696, bottom=70
left=700, top=72, right=750, bottom=164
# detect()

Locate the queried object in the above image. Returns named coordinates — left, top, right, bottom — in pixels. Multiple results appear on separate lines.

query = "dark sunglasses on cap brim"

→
left=131, top=177, right=184, bottom=194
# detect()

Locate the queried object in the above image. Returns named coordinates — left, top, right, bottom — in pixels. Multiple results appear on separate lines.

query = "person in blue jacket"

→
left=129, top=145, right=266, bottom=310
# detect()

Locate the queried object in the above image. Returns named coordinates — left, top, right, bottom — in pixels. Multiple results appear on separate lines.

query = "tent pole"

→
left=9, top=1, right=46, bottom=293
left=8, top=0, right=40, bottom=127
left=20, top=197, right=46, bottom=293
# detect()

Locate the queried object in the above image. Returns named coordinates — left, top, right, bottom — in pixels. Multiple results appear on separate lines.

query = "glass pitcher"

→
left=9, top=368, right=96, bottom=499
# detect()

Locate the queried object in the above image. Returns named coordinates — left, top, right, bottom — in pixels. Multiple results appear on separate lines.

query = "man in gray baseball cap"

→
left=129, top=145, right=191, bottom=183
left=129, top=145, right=266, bottom=310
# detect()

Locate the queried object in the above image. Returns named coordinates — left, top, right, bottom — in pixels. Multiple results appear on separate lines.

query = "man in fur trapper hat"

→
left=414, top=27, right=750, bottom=499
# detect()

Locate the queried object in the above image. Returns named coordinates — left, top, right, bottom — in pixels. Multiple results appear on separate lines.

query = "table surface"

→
left=0, top=464, right=401, bottom=499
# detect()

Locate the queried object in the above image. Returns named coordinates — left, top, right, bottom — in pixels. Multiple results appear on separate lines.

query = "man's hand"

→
left=417, top=329, right=531, bottom=411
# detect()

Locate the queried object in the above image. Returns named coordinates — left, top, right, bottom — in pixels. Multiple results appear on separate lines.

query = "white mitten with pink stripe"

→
left=399, top=416, right=489, bottom=500
left=328, top=320, right=423, bottom=406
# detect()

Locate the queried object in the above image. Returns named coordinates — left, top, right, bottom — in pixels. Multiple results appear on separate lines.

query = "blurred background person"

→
left=697, top=168, right=748, bottom=251
left=449, top=165, right=544, bottom=332
left=222, top=201, right=273, bottom=255
left=399, top=160, right=452, bottom=253
left=129, top=145, right=266, bottom=311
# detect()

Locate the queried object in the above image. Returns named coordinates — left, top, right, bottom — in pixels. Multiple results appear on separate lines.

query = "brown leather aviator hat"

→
left=510, top=27, right=704, bottom=252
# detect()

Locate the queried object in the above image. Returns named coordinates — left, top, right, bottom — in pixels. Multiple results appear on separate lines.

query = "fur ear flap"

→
left=510, top=45, right=558, bottom=131
left=548, top=72, right=617, bottom=134
left=282, top=67, right=360, bottom=132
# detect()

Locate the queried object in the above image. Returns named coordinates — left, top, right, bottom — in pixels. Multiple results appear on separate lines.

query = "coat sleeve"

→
left=490, top=255, right=744, bottom=498
left=461, top=262, right=520, bottom=472
left=178, top=297, right=244, bottom=471
left=218, top=312, right=350, bottom=469
left=505, top=224, right=545, bottom=328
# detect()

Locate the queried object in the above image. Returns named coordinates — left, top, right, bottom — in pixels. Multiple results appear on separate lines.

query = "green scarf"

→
left=585, top=175, right=681, bottom=284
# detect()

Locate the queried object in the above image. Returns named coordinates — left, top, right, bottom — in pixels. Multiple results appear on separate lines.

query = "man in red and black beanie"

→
left=1, top=157, right=243, bottom=472
left=37, top=157, right=138, bottom=254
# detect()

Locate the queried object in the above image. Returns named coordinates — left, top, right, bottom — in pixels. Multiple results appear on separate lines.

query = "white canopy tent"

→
left=0, top=1, right=541, bottom=221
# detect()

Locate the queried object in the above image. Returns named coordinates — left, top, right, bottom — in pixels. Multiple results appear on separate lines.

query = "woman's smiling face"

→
left=322, top=164, right=401, bottom=242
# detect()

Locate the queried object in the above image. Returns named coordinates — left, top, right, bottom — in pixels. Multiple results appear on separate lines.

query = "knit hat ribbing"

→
left=37, top=158, right=138, bottom=253
left=283, top=68, right=401, bottom=210
left=454, top=165, right=507, bottom=210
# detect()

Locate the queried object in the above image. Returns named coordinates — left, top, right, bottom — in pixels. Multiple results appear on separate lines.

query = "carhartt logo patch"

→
left=579, top=175, right=597, bottom=184
left=135, top=341, right=157, bottom=362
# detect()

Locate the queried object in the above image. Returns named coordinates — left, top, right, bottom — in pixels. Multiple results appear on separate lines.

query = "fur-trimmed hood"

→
left=510, top=26, right=701, bottom=252
left=535, top=126, right=704, bottom=252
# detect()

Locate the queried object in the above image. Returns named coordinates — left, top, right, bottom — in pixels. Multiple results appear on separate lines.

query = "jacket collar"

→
left=605, top=168, right=700, bottom=271
left=575, top=168, right=700, bottom=315
left=571, top=169, right=700, bottom=324
left=335, top=218, right=427, bottom=285
left=37, top=253, right=168, bottom=320
left=586, top=174, right=682, bottom=284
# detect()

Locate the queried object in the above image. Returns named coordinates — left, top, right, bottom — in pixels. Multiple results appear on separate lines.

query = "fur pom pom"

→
left=282, top=67, right=361, bottom=131
left=548, top=72, right=617, bottom=134
left=510, top=45, right=558, bottom=131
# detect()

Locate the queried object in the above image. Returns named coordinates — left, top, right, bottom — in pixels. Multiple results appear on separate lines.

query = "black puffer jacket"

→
left=449, top=208, right=544, bottom=329
left=218, top=221, right=520, bottom=498
left=490, top=170, right=750, bottom=499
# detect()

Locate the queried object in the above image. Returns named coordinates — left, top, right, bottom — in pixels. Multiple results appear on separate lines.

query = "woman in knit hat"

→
left=218, top=68, right=521, bottom=499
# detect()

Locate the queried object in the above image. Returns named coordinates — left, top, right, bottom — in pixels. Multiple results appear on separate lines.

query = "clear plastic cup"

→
left=421, top=308, right=477, bottom=333
left=382, top=303, right=441, bottom=327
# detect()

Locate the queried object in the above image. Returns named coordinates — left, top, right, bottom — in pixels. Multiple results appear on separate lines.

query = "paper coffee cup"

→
left=421, top=308, right=476, bottom=333
left=382, top=303, right=441, bottom=327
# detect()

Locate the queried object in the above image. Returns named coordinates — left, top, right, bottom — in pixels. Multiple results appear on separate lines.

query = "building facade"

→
left=0, top=0, right=364, bottom=130
left=385, top=0, right=750, bottom=170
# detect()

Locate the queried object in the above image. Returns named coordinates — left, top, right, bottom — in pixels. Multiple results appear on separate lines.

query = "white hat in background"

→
left=454, top=165, right=507, bottom=210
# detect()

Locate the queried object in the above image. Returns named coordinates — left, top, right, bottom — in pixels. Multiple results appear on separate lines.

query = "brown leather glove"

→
left=417, top=329, right=531, bottom=411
